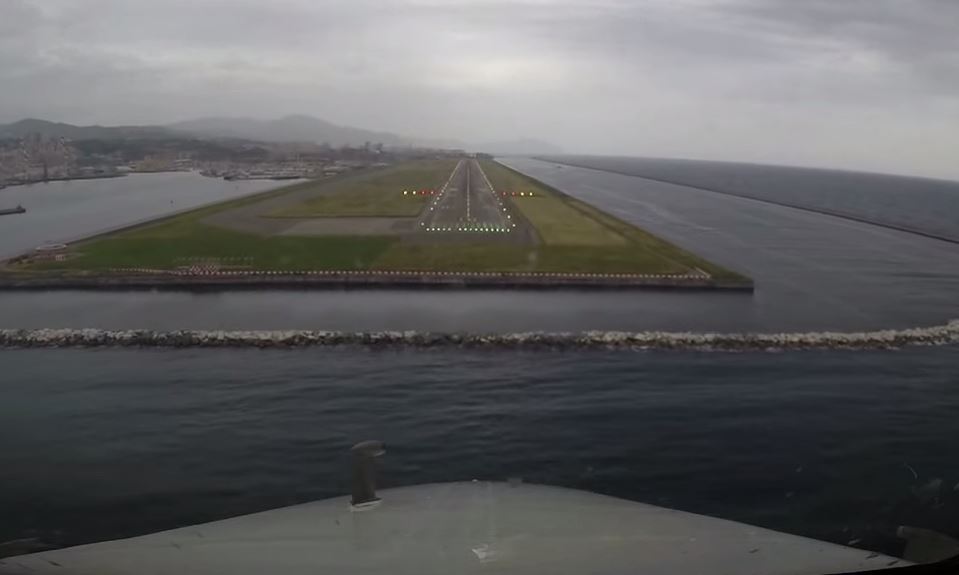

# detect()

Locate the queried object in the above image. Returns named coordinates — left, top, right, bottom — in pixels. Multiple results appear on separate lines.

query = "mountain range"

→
left=167, top=115, right=405, bottom=147
left=0, top=118, right=170, bottom=141
left=0, top=116, right=562, bottom=155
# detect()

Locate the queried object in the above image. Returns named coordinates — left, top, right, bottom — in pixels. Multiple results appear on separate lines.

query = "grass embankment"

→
left=269, top=160, right=456, bottom=217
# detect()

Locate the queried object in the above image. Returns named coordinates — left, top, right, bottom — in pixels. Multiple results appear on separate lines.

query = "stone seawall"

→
left=3, top=321, right=957, bottom=351
left=0, top=272, right=754, bottom=292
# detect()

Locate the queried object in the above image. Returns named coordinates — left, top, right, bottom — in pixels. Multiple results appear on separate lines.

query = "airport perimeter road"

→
left=420, top=159, right=511, bottom=232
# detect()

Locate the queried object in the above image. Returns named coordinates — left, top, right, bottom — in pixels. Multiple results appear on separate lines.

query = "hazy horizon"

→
left=3, top=0, right=958, bottom=179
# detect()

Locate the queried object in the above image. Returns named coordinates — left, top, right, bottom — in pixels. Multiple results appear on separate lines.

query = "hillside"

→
left=167, top=115, right=406, bottom=147
left=0, top=119, right=172, bottom=140
left=0, top=116, right=563, bottom=153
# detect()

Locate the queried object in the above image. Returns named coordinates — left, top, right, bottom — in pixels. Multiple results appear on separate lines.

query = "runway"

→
left=419, top=159, right=514, bottom=233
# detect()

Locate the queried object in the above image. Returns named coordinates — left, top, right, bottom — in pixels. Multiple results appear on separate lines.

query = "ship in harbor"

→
left=223, top=170, right=303, bottom=181
left=0, top=205, right=26, bottom=216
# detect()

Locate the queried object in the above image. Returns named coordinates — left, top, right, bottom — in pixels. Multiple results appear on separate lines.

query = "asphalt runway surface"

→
left=500, top=157, right=959, bottom=331
left=420, top=159, right=512, bottom=232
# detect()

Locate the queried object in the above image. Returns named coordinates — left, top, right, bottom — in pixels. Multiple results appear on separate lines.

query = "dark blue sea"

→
left=537, top=155, right=959, bottom=242
left=3, top=347, right=959, bottom=558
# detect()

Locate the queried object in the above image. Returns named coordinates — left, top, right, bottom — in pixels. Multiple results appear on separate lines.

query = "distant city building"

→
left=0, top=134, right=77, bottom=183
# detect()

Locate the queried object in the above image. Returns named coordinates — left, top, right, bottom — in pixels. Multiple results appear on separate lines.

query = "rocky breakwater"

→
left=2, top=321, right=958, bottom=351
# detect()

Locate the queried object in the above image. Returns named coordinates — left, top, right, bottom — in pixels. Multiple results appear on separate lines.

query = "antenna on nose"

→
left=351, top=440, right=386, bottom=508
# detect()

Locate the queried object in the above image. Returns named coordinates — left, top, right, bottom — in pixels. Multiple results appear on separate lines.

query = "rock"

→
left=1, top=321, right=957, bottom=351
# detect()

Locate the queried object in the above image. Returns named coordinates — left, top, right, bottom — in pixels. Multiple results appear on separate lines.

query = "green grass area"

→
left=511, top=195, right=627, bottom=246
left=370, top=244, right=689, bottom=274
left=269, top=160, right=456, bottom=217
left=28, top=224, right=394, bottom=272
left=372, top=244, right=534, bottom=272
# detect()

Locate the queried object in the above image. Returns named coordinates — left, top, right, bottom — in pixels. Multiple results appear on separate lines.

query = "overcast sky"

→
left=2, top=0, right=958, bottom=178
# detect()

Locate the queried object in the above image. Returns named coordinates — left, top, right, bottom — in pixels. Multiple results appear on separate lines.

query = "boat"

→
left=1, top=441, right=955, bottom=574
left=224, top=172, right=303, bottom=181
left=0, top=205, right=26, bottom=216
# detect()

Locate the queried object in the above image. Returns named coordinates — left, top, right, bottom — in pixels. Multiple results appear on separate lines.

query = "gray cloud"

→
left=1, top=0, right=957, bottom=178
left=727, top=0, right=959, bottom=93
